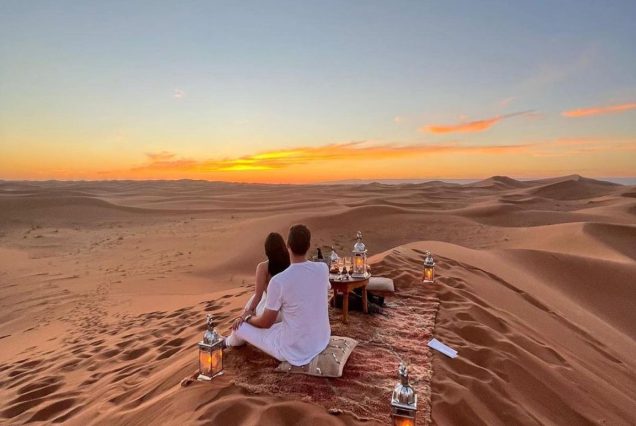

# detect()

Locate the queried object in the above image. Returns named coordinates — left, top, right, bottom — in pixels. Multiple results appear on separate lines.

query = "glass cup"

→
left=336, top=257, right=345, bottom=280
left=330, top=258, right=338, bottom=274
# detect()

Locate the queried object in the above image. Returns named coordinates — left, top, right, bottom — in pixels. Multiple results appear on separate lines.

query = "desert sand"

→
left=0, top=175, right=634, bottom=425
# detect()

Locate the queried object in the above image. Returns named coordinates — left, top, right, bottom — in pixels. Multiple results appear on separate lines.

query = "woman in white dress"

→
left=237, top=232, right=290, bottom=325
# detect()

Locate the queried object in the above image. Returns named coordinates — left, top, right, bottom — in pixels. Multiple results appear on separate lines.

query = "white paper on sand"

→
left=428, top=338, right=458, bottom=358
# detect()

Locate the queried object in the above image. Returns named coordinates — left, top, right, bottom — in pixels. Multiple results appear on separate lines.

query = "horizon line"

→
left=1, top=174, right=635, bottom=186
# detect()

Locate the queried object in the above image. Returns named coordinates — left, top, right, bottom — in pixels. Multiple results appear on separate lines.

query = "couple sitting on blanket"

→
left=224, top=224, right=331, bottom=366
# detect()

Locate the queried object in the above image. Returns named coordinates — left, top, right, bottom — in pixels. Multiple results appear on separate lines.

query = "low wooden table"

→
left=329, top=273, right=370, bottom=324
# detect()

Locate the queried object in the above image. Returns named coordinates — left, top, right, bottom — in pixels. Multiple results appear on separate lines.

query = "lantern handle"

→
left=398, top=362, right=409, bottom=385
left=206, top=313, right=215, bottom=330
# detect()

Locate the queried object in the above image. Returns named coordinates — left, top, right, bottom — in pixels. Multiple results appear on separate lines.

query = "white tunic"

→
left=264, top=261, right=331, bottom=366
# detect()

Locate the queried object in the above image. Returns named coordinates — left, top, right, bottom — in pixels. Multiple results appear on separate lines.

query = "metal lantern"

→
left=422, top=251, right=435, bottom=283
left=391, top=362, right=417, bottom=426
left=197, top=314, right=224, bottom=381
left=352, top=231, right=368, bottom=278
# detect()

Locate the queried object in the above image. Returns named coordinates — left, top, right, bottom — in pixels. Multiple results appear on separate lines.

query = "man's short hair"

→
left=287, top=224, right=311, bottom=255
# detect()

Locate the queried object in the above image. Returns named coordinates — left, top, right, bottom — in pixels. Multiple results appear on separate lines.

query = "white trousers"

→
left=224, top=291, right=284, bottom=360
left=225, top=322, right=285, bottom=361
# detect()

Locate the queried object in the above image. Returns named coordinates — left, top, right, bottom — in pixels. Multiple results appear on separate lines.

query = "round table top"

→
left=329, top=272, right=371, bottom=284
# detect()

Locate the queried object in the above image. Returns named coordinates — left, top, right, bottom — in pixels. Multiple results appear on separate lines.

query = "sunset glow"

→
left=1, top=2, right=635, bottom=182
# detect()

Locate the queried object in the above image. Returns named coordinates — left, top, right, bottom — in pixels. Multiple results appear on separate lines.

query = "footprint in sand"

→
left=2, top=375, right=66, bottom=419
left=28, top=397, right=78, bottom=423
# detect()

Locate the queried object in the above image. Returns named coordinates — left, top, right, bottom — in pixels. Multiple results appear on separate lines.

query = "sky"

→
left=1, top=0, right=635, bottom=183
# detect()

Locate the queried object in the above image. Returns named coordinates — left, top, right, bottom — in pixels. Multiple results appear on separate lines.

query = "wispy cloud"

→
left=520, top=45, right=598, bottom=93
left=146, top=151, right=176, bottom=161
left=174, top=89, right=185, bottom=99
left=135, top=141, right=535, bottom=174
left=530, top=137, right=636, bottom=157
left=499, top=97, right=516, bottom=107
left=562, top=102, right=636, bottom=118
left=393, top=116, right=405, bottom=124
left=421, top=111, right=533, bottom=134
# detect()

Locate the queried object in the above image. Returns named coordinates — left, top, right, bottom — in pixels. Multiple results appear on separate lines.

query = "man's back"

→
left=265, top=260, right=331, bottom=366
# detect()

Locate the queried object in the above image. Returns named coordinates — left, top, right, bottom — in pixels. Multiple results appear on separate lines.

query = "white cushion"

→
left=367, top=276, right=394, bottom=292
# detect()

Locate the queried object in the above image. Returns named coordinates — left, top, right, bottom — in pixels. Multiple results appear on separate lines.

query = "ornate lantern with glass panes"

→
left=422, top=251, right=435, bottom=283
left=391, top=363, right=417, bottom=426
left=197, top=314, right=224, bottom=381
left=352, top=231, right=368, bottom=277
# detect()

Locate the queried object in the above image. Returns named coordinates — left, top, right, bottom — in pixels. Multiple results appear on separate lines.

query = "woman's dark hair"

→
left=265, top=232, right=290, bottom=276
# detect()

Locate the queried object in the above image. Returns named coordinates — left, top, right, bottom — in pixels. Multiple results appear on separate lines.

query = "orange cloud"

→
left=562, top=102, right=636, bottom=118
left=422, top=111, right=533, bottom=134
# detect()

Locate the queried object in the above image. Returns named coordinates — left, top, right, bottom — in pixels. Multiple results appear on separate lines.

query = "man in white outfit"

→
left=225, top=224, right=331, bottom=366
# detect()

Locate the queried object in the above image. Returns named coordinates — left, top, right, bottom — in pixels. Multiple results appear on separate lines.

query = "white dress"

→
left=245, top=290, right=283, bottom=322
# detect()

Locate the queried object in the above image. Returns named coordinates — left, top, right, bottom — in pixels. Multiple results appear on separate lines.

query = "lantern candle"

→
left=355, top=256, right=363, bottom=270
left=197, top=314, right=224, bottom=381
left=422, top=251, right=435, bottom=283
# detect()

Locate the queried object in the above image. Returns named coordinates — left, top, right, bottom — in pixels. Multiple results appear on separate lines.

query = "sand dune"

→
left=424, top=242, right=635, bottom=425
left=496, top=222, right=636, bottom=262
left=0, top=176, right=634, bottom=425
left=531, top=179, right=620, bottom=201
left=467, top=175, right=529, bottom=189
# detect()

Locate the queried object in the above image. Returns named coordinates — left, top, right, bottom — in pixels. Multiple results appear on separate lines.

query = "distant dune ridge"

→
left=0, top=175, right=634, bottom=425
